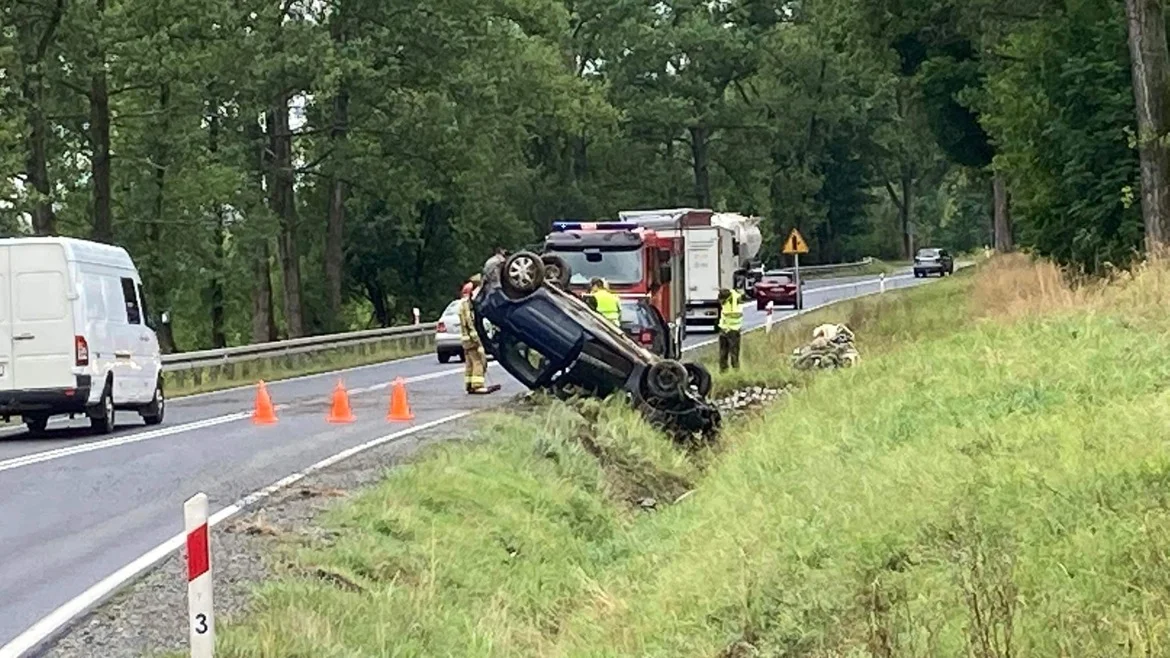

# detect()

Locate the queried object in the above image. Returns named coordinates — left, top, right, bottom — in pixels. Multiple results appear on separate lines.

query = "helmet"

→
left=469, top=273, right=483, bottom=285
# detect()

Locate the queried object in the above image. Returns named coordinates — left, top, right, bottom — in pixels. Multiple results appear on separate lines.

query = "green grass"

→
left=197, top=256, right=1170, bottom=657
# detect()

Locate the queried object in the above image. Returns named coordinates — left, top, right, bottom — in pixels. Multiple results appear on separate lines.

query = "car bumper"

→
left=758, top=294, right=797, bottom=305
left=914, top=263, right=947, bottom=274
left=0, top=375, right=93, bottom=416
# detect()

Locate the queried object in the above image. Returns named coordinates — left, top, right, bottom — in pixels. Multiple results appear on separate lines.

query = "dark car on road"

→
left=474, top=251, right=719, bottom=441
left=913, top=248, right=954, bottom=277
left=753, top=269, right=802, bottom=310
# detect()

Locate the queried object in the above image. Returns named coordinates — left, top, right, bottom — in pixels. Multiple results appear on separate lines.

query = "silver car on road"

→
left=435, top=299, right=465, bottom=363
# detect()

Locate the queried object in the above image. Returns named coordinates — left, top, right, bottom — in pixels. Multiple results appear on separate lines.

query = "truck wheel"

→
left=645, top=360, right=688, bottom=400
left=141, top=378, right=165, bottom=426
left=89, top=382, right=116, bottom=434
left=541, top=254, right=571, bottom=288
left=24, top=415, right=48, bottom=435
left=502, top=251, right=545, bottom=298
left=683, top=362, right=713, bottom=398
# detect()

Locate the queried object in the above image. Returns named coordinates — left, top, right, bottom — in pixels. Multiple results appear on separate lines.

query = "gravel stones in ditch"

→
left=712, top=386, right=789, bottom=414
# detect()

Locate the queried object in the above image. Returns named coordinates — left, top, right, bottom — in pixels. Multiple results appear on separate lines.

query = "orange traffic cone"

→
left=327, top=380, right=355, bottom=423
left=252, top=381, right=278, bottom=425
left=387, top=377, right=414, bottom=421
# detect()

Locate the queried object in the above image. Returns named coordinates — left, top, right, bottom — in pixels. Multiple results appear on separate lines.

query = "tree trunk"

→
left=89, top=0, right=112, bottom=243
left=665, top=135, right=677, bottom=205
left=265, top=93, right=304, bottom=338
left=901, top=166, right=914, bottom=258
left=205, top=97, right=227, bottom=349
left=247, top=119, right=276, bottom=343
left=21, top=68, right=56, bottom=235
left=149, top=83, right=176, bottom=353
left=1125, top=0, right=1170, bottom=253
left=324, top=85, right=349, bottom=323
left=992, top=172, right=1014, bottom=251
left=689, top=125, right=711, bottom=208
left=251, top=241, right=276, bottom=343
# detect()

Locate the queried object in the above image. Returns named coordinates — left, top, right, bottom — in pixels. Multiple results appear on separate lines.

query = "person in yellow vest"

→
left=717, top=288, right=744, bottom=371
left=459, top=274, right=498, bottom=394
left=588, top=277, right=622, bottom=326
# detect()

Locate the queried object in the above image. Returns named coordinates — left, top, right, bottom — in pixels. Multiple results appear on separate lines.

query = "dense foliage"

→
left=0, top=0, right=1145, bottom=349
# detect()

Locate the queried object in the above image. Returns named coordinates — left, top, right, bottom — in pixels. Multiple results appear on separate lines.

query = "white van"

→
left=0, top=237, right=164, bottom=434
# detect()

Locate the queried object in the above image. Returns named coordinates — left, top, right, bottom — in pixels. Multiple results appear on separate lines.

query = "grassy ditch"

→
left=164, top=333, right=434, bottom=398
left=201, top=254, right=1170, bottom=656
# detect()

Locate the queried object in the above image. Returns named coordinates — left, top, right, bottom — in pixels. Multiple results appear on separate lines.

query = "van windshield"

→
left=550, top=249, right=644, bottom=286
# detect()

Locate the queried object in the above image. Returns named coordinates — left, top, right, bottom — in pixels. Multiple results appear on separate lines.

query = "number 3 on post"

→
left=185, top=493, right=215, bottom=656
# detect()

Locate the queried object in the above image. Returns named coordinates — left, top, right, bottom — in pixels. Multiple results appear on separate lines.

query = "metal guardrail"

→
left=774, top=256, right=874, bottom=275
left=161, top=323, right=437, bottom=372
left=160, top=257, right=882, bottom=373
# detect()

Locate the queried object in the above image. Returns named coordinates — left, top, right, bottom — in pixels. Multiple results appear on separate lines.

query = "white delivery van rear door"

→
left=685, top=227, right=721, bottom=303
left=0, top=246, right=11, bottom=391
left=10, top=243, right=76, bottom=390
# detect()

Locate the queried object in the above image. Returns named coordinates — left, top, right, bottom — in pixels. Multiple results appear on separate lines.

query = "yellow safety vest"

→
left=591, top=288, right=621, bottom=325
left=719, top=290, right=743, bottom=332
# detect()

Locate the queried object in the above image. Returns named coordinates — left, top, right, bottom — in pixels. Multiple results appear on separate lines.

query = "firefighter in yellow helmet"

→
left=717, top=287, right=744, bottom=371
left=588, top=277, right=622, bottom=326
left=459, top=274, right=498, bottom=394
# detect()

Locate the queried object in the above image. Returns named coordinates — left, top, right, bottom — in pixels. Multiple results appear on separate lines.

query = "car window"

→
left=137, top=283, right=155, bottom=330
left=119, top=277, right=141, bottom=325
left=443, top=300, right=462, bottom=317
left=916, top=249, right=939, bottom=257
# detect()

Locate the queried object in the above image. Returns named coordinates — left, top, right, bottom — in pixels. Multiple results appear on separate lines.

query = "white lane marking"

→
left=0, top=366, right=476, bottom=474
left=0, top=412, right=475, bottom=658
left=0, top=268, right=960, bottom=657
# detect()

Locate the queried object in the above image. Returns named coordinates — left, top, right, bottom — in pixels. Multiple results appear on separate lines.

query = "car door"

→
left=113, top=276, right=151, bottom=402
left=10, top=244, right=76, bottom=391
left=135, top=281, right=161, bottom=398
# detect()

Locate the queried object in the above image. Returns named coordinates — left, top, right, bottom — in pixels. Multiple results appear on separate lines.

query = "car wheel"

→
left=756, top=300, right=766, bottom=311
left=24, top=415, right=48, bottom=435
left=541, top=254, right=572, bottom=288
left=438, top=351, right=451, bottom=364
left=89, top=382, right=115, bottom=435
left=141, top=378, right=165, bottom=426
left=644, top=360, right=688, bottom=400
left=501, top=251, right=545, bottom=298
left=683, top=362, right=713, bottom=398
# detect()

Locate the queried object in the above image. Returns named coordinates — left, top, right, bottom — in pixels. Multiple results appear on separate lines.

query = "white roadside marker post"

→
left=184, top=493, right=214, bottom=657
left=879, top=272, right=886, bottom=294
left=412, top=307, right=420, bottom=325
left=765, top=301, right=774, bottom=333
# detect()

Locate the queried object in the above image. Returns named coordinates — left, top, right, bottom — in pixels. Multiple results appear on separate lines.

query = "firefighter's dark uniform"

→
left=718, top=289, right=743, bottom=371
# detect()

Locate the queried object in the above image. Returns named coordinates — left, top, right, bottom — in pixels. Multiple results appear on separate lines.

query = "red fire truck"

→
left=543, top=221, right=687, bottom=358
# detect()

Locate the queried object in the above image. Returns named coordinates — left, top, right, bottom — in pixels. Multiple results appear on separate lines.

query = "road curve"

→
left=0, top=268, right=937, bottom=654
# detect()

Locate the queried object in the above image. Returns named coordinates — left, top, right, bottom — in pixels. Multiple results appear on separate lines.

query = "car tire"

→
left=89, top=382, right=115, bottom=435
left=540, top=254, right=572, bottom=288
left=501, top=251, right=545, bottom=298
left=683, top=362, right=713, bottom=398
left=24, top=415, right=48, bottom=435
left=438, top=351, right=451, bottom=364
left=644, top=360, right=688, bottom=400
left=756, top=300, right=766, bottom=311
left=141, top=378, right=165, bottom=426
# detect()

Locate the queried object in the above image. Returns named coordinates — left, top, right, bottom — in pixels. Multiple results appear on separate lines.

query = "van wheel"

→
left=24, top=415, right=48, bottom=435
left=89, top=384, right=115, bottom=434
left=141, top=379, right=165, bottom=426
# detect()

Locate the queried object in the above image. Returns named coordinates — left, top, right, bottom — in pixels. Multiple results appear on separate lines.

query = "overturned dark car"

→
left=473, top=251, right=721, bottom=441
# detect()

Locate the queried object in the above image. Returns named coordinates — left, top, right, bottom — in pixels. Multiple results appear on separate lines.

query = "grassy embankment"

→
left=194, top=254, right=1170, bottom=657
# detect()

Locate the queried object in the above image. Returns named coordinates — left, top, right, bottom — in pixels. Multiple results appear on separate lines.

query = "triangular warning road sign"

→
left=782, top=228, right=809, bottom=254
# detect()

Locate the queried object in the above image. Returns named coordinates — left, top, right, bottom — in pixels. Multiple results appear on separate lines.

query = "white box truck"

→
left=681, top=225, right=737, bottom=328
left=0, top=237, right=165, bottom=434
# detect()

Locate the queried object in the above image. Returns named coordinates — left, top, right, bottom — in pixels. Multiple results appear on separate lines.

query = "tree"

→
left=1124, top=0, right=1170, bottom=252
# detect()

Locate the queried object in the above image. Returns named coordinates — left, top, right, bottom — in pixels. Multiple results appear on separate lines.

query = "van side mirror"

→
left=161, top=311, right=170, bottom=324
left=658, top=263, right=672, bottom=283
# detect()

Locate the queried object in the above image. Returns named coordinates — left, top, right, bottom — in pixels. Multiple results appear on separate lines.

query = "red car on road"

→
left=753, top=269, right=802, bottom=310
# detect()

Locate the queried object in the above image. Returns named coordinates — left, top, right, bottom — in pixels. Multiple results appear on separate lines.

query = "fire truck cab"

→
left=543, top=222, right=686, bottom=358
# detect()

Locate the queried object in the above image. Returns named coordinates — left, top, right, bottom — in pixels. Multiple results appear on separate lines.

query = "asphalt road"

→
left=0, top=268, right=937, bottom=653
